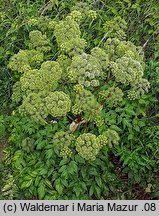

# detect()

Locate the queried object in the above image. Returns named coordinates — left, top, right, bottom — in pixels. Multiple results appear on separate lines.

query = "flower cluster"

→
left=103, top=38, right=149, bottom=97
left=75, top=130, right=119, bottom=161
left=127, top=78, right=150, bottom=100
left=53, top=131, right=74, bottom=148
left=8, top=50, right=43, bottom=73
left=91, top=47, right=109, bottom=71
left=45, top=91, right=71, bottom=117
left=54, top=15, right=86, bottom=55
left=71, top=2, right=97, bottom=20
left=20, top=61, right=62, bottom=94
left=48, top=20, right=58, bottom=30
left=8, top=30, right=51, bottom=73
left=27, top=16, right=51, bottom=32
left=28, top=30, right=51, bottom=52
left=19, top=91, right=48, bottom=124
left=68, top=48, right=109, bottom=87
left=111, top=57, right=144, bottom=85
left=76, top=133, right=101, bottom=161
left=52, top=131, right=75, bottom=158
left=104, top=38, right=144, bottom=64
left=12, top=81, right=23, bottom=103
left=57, top=54, right=72, bottom=79
left=19, top=91, right=71, bottom=124
left=101, top=129, right=120, bottom=148
left=131, top=78, right=150, bottom=95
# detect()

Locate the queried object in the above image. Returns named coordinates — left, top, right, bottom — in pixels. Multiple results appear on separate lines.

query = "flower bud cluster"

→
left=54, top=15, right=86, bottom=55
left=87, top=10, right=97, bottom=20
left=76, top=133, right=101, bottom=161
left=60, top=146, right=72, bottom=159
left=20, top=61, right=62, bottom=93
left=8, top=50, right=43, bottom=73
left=127, top=90, right=138, bottom=100
left=53, top=131, right=75, bottom=158
left=111, top=57, right=144, bottom=85
left=104, top=38, right=144, bottom=64
left=45, top=91, right=71, bottom=117
left=98, top=134, right=108, bottom=147
left=19, top=91, right=71, bottom=124
left=68, top=48, right=109, bottom=87
left=29, top=30, right=51, bottom=52
left=48, top=20, right=58, bottom=30
left=94, top=115, right=105, bottom=128
left=69, top=10, right=82, bottom=23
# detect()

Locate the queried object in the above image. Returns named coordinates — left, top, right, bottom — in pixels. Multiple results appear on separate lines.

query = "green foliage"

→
left=99, top=87, right=123, bottom=107
left=103, top=16, right=127, bottom=40
left=0, top=115, right=5, bottom=136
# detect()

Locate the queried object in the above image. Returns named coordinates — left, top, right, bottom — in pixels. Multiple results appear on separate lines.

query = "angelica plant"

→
left=8, top=11, right=150, bottom=147
left=7, top=10, right=152, bottom=200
